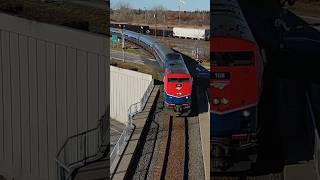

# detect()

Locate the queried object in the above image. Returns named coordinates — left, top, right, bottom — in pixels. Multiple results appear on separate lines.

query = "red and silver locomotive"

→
left=210, top=0, right=264, bottom=171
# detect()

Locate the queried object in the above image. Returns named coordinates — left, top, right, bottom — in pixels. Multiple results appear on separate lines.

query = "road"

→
left=110, top=50, right=156, bottom=65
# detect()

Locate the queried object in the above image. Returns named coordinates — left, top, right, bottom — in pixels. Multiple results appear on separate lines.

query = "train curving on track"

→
left=210, top=0, right=264, bottom=172
left=110, top=28, right=193, bottom=116
left=110, top=23, right=210, bottom=40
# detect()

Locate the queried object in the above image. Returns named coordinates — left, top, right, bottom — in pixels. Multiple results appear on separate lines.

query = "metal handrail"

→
left=128, top=80, right=154, bottom=127
left=110, top=80, right=154, bottom=175
left=55, top=114, right=107, bottom=180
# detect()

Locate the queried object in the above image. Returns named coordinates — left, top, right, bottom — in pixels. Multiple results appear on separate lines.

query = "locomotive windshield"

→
left=168, top=78, right=189, bottom=82
left=211, top=51, right=254, bottom=66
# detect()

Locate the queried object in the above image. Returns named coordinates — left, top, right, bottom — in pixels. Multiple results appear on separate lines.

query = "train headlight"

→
left=213, top=98, right=220, bottom=105
left=186, top=96, right=189, bottom=99
left=243, top=110, right=250, bottom=117
left=220, top=98, right=229, bottom=105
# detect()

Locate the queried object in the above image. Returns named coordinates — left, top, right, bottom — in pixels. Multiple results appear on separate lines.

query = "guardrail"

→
left=55, top=114, right=107, bottom=180
left=110, top=79, right=154, bottom=175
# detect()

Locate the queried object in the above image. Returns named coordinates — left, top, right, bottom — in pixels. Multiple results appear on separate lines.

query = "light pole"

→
left=154, top=11, right=157, bottom=38
left=178, top=5, right=181, bottom=25
left=144, top=7, right=147, bottom=25
left=121, top=29, right=125, bottom=63
left=163, top=13, right=166, bottom=40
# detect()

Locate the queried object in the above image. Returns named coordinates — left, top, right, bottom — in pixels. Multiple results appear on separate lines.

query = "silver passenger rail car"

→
left=110, top=28, right=176, bottom=68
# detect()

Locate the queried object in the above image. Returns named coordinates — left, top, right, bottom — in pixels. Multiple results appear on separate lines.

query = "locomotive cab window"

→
left=211, top=51, right=254, bottom=66
left=168, top=78, right=189, bottom=82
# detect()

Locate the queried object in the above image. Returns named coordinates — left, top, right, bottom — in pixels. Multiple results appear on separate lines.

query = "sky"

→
left=111, top=0, right=210, bottom=11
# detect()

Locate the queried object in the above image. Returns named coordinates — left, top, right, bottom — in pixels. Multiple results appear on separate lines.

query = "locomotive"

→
left=110, top=28, right=192, bottom=116
left=163, top=53, right=192, bottom=116
left=210, top=0, right=264, bottom=171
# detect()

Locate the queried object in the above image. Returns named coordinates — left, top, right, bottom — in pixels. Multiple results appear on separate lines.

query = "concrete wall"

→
left=110, top=66, right=152, bottom=124
left=0, top=13, right=109, bottom=180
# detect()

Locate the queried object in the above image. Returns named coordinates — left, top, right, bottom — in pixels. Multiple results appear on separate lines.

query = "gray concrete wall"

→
left=0, top=13, right=109, bottom=180
left=110, top=66, right=152, bottom=124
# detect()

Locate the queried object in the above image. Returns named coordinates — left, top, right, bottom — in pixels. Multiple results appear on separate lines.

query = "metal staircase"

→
left=55, top=114, right=108, bottom=180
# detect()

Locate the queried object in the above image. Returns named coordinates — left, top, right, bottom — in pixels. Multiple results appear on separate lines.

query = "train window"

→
left=211, top=51, right=254, bottom=66
left=168, top=78, right=178, bottom=82
left=179, top=78, right=190, bottom=82
left=168, top=78, right=189, bottom=82
left=166, top=53, right=182, bottom=60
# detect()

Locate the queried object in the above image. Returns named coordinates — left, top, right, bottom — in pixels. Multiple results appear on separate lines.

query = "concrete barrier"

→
left=110, top=66, right=152, bottom=124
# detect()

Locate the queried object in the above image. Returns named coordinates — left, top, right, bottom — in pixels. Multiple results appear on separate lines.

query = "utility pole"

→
left=163, top=13, right=166, bottom=40
left=178, top=5, right=181, bottom=25
left=196, top=47, right=199, bottom=62
left=144, top=7, right=147, bottom=25
left=121, top=29, right=125, bottom=63
left=154, top=11, right=157, bottom=38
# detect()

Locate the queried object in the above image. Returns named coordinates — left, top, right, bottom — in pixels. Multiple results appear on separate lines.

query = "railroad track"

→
left=153, top=113, right=189, bottom=179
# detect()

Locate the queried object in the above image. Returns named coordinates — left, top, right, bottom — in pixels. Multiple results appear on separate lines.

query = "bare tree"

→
left=115, top=2, right=133, bottom=22
left=152, top=5, right=168, bottom=26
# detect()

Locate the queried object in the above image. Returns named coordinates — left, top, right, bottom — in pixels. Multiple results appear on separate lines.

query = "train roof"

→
left=165, top=53, right=190, bottom=74
left=211, top=0, right=255, bottom=42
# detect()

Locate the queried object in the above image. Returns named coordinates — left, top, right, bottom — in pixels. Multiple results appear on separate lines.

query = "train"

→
left=110, top=22, right=209, bottom=41
left=173, top=27, right=210, bottom=40
left=210, top=0, right=264, bottom=171
left=110, top=28, right=192, bottom=116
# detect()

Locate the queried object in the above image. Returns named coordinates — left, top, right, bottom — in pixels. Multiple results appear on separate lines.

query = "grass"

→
left=0, top=0, right=108, bottom=35
left=111, top=46, right=141, bottom=55
left=111, top=59, right=162, bottom=81
left=110, top=44, right=152, bottom=57
left=110, top=40, right=154, bottom=59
